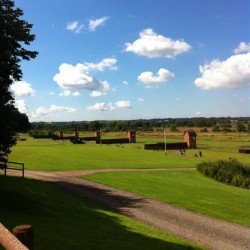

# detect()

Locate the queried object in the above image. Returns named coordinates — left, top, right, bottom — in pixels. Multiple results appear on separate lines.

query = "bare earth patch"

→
left=6, top=169, right=250, bottom=250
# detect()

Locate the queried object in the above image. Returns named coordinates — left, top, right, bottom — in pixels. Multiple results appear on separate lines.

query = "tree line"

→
left=30, top=117, right=250, bottom=133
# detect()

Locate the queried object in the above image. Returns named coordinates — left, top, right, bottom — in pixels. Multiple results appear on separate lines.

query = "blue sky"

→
left=12, top=0, right=250, bottom=122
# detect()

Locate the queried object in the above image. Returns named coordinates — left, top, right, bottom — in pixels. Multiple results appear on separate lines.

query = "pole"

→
left=164, top=128, right=167, bottom=155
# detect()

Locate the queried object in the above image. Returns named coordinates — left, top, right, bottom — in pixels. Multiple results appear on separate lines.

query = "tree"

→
left=0, top=0, right=38, bottom=159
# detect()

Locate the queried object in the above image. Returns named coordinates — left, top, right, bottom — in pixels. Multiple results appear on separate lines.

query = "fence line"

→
left=0, top=223, right=29, bottom=250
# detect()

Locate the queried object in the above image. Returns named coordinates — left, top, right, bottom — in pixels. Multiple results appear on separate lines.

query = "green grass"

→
left=8, top=133, right=250, bottom=171
left=0, top=175, right=202, bottom=250
left=83, top=170, right=250, bottom=227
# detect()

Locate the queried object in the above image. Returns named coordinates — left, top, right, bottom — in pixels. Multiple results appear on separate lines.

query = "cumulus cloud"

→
left=88, top=16, right=109, bottom=31
left=123, top=80, right=129, bottom=86
left=83, top=58, right=117, bottom=71
left=87, top=100, right=133, bottom=112
left=66, top=21, right=84, bottom=33
left=234, top=42, right=250, bottom=54
left=90, top=90, right=106, bottom=97
left=115, top=100, right=132, bottom=109
left=53, top=59, right=115, bottom=95
left=194, top=53, right=250, bottom=89
left=15, top=99, right=28, bottom=113
left=138, top=98, right=145, bottom=102
left=87, top=102, right=115, bottom=112
left=11, top=80, right=35, bottom=97
left=138, top=68, right=174, bottom=87
left=35, top=105, right=76, bottom=116
left=72, top=91, right=80, bottom=96
left=125, top=28, right=191, bottom=58
left=59, top=90, right=71, bottom=96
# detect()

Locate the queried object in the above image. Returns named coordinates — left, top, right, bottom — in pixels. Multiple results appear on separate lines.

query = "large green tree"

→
left=0, top=0, right=38, bottom=159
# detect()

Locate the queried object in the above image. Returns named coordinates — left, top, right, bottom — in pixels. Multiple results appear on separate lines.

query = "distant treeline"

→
left=30, top=117, right=250, bottom=133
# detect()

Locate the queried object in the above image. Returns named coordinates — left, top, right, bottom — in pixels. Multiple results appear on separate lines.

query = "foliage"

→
left=0, top=0, right=37, bottom=158
left=237, top=123, right=246, bottom=132
left=197, top=159, right=250, bottom=189
left=30, top=117, right=250, bottom=133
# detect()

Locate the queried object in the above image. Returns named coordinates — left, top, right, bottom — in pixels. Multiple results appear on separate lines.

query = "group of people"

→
left=179, top=149, right=203, bottom=157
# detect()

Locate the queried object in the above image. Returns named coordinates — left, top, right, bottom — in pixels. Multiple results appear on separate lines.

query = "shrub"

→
left=197, top=159, right=250, bottom=189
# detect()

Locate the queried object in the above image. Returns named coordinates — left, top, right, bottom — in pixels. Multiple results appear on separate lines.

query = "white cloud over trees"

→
left=11, top=80, right=35, bottom=97
left=195, top=52, right=250, bottom=89
left=53, top=58, right=116, bottom=96
left=15, top=99, right=28, bottom=114
left=87, top=100, right=132, bottom=112
left=138, top=68, right=174, bottom=87
left=125, top=28, right=191, bottom=58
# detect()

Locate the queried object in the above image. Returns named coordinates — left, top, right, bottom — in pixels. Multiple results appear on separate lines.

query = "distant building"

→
left=184, top=130, right=197, bottom=149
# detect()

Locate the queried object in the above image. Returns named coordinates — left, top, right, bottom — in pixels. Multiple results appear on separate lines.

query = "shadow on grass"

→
left=0, top=176, right=201, bottom=250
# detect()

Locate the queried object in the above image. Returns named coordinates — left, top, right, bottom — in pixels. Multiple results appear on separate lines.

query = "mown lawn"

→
left=83, top=170, right=250, bottom=227
left=7, top=133, right=250, bottom=171
left=0, top=176, right=202, bottom=250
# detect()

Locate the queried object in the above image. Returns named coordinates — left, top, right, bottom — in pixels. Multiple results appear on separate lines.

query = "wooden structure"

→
left=183, top=130, right=197, bottom=149
left=0, top=223, right=30, bottom=250
left=127, top=130, right=136, bottom=143
left=239, top=146, right=250, bottom=154
left=0, top=160, right=25, bottom=177
left=144, top=142, right=187, bottom=150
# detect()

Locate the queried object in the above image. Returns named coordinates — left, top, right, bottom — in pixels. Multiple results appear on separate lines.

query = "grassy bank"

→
left=83, top=170, right=250, bottom=227
left=0, top=176, right=201, bottom=250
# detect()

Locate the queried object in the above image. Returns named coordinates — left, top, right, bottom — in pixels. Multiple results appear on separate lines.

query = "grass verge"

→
left=0, top=175, right=202, bottom=250
left=83, top=170, right=250, bottom=227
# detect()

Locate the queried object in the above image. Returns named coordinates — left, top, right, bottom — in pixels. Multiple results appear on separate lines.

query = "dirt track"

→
left=9, top=169, right=250, bottom=250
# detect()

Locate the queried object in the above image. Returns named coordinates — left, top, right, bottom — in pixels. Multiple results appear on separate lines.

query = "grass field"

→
left=83, top=170, right=250, bottom=227
left=0, top=176, right=202, bottom=250
left=7, top=132, right=250, bottom=171
left=1, top=132, right=249, bottom=248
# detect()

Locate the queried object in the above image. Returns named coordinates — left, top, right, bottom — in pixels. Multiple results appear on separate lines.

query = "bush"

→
left=197, top=159, right=250, bottom=189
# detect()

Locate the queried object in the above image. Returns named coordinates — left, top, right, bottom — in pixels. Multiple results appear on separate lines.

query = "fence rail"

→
left=0, top=223, right=29, bottom=250
left=0, top=161, right=24, bottom=177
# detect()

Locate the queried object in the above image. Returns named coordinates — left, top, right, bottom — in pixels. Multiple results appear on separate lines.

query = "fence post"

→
left=13, top=225, right=33, bottom=250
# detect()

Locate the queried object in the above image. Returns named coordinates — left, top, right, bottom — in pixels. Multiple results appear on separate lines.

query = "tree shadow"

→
left=0, top=176, right=201, bottom=250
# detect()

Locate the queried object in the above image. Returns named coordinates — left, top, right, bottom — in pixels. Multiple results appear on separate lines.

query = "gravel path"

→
left=9, top=169, right=250, bottom=250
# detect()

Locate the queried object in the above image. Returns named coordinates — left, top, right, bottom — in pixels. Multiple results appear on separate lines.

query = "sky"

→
left=12, top=0, right=250, bottom=122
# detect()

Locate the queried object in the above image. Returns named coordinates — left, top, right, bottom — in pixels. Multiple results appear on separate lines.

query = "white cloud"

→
left=15, top=99, right=28, bottom=113
left=115, top=100, right=132, bottom=109
left=196, top=112, right=201, bottom=116
left=35, top=105, right=76, bottom=116
left=87, top=102, right=115, bottom=112
left=123, top=80, right=129, bottom=86
left=138, top=68, right=174, bottom=86
left=90, top=90, right=106, bottom=97
left=83, top=58, right=117, bottom=71
left=195, top=53, right=250, bottom=89
left=11, top=80, right=35, bottom=97
left=88, top=16, right=109, bottom=31
left=59, top=90, right=71, bottom=96
left=234, top=42, right=250, bottom=54
left=125, top=28, right=191, bottom=58
left=49, top=92, right=55, bottom=95
left=72, top=91, right=80, bottom=96
left=138, top=98, right=145, bottom=102
left=53, top=60, right=113, bottom=93
left=66, top=21, right=84, bottom=33
left=87, top=100, right=132, bottom=112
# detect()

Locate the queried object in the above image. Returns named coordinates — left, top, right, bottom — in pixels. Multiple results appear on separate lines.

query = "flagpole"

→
left=164, top=128, right=167, bottom=154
